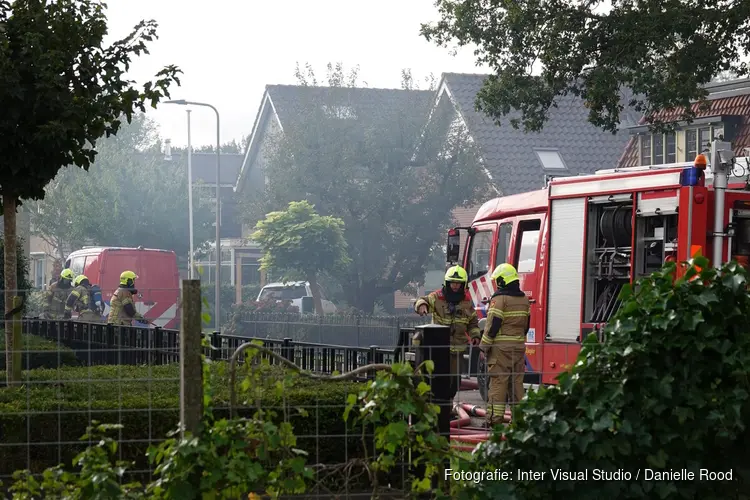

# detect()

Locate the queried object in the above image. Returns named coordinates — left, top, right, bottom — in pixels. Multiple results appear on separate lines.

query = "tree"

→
left=0, top=0, right=180, bottom=383
left=28, top=114, right=215, bottom=261
left=420, top=0, right=750, bottom=133
left=0, top=235, right=31, bottom=313
left=251, top=200, right=350, bottom=315
left=245, top=63, right=486, bottom=312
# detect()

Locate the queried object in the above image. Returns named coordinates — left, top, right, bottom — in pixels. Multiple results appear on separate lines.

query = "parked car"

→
left=257, top=281, right=337, bottom=314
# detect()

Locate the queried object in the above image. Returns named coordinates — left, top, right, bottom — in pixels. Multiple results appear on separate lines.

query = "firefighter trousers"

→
left=447, top=352, right=461, bottom=402
left=486, top=344, right=525, bottom=425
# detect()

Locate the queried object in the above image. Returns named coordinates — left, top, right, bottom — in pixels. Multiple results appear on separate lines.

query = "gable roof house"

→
left=616, top=77, right=750, bottom=169
left=394, top=72, right=641, bottom=310
left=233, top=84, right=434, bottom=308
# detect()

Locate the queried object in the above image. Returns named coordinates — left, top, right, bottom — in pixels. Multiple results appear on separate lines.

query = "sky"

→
left=104, top=0, right=488, bottom=150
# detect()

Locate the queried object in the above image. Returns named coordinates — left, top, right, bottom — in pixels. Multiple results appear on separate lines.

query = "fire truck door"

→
left=511, top=215, right=544, bottom=343
left=465, top=223, right=497, bottom=312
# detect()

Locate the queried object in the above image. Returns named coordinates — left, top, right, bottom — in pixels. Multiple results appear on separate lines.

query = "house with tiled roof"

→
left=617, top=78, right=750, bottom=169
left=394, top=73, right=640, bottom=310
left=234, top=83, right=434, bottom=309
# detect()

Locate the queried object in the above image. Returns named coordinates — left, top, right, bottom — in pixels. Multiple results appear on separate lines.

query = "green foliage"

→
left=420, top=0, right=750, bottom=133
left=0, top=334, right=78, bottom=370
left=0, top=363, right=364, bottom=481
left=252, top=200, right=350, bottom=315
left=252, top=200, right=350, bottom=280
left=28, top=114, right=214, bottom=260
left=246, top=62, right=486, bottom=312
left=459, top=258, right=750, bottom=499
left=344, top=361, right=454, bottom=496
left=0, top=0, right=180, bottom=202
left=145, top=344, right=314, bottom=499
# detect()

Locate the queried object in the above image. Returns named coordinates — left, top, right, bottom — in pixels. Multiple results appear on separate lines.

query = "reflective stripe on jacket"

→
left=414, top=289, right=481, bottom=353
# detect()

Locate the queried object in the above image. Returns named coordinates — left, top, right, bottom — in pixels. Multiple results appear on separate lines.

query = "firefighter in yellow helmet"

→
left=414, top=265, right=481, bottom=401
left=63, top=275, right=101, bottom=322
left=481, top=263, right=530, bottom=426
left=107, top=271, right=145, bottom=326
left=42, top=268, right=74, bottom=319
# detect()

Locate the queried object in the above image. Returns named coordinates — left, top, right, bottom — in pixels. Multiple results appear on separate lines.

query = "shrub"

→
left=0, top=362, right=365, bottom=480
left=0, top=333, right=78, bottom=371
left=460, top=258, right=750, bottom=499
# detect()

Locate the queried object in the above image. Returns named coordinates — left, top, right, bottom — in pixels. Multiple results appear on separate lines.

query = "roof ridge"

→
left=265, top=83, right=432, bottom=93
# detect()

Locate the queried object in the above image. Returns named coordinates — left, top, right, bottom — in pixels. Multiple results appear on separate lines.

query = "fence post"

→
left=210, top=331, right=222, bottom=360
left=180, top=279, right=203, bottom=438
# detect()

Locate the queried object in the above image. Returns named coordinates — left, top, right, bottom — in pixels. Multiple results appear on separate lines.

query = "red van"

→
left=64, top=246, right=180, bottom=328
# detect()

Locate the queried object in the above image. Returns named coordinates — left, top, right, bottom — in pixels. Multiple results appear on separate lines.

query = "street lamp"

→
left=165, top=99, right=222, bottom=331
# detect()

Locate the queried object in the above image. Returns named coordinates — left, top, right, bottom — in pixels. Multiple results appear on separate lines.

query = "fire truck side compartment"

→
left=584, top=193, right=633, bottom=324
left=546, top=197, right=586, bottom=342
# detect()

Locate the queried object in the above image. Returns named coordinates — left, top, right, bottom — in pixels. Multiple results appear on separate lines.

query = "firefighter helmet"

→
left=60, top=268, right=74, bottom=280
left=73, top=275, right=89, bottom=287
left=444, top=265, right=468, bottom=284
left=491, top=263, right=519, bottom=287
left=119, top=270, right=138, bottom=287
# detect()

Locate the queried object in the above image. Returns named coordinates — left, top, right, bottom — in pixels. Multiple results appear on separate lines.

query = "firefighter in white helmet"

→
left=480, top=263, right=530, bottom=426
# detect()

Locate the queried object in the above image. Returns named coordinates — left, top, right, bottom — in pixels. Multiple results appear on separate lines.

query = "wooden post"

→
left=10, top=296, right=23, bottom=384
left=180, top=279, right=203, bottom=437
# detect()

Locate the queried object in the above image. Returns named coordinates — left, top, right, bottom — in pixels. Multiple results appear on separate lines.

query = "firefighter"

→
left=415, top=265, right=481, bottom=401
left=107, top=270, right=145, bottom=326
left=42, top=269, right=74, bottom=319
left=480, top=263, right=530, bottom=426
left=63, top=275, right=101, bottom=322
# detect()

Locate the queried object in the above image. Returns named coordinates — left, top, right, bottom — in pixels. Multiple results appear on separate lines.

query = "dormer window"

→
left=639, top=132, right=676, bottom=166
left=685, top=125, right=724, bottom=159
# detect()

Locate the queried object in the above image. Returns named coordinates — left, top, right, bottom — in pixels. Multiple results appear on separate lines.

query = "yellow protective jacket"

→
left=107, top=288, right=143, bottom=326
left=65, top=285, right=91, bottom=314
left=44, top=282, right=70, bottom=319
left=480, top=286, right=530, bottom=363
left=414, top=289, right=481, bottom=353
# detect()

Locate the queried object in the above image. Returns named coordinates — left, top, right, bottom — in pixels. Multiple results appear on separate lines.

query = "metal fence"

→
left=228, top=311, right=430, bottom=347
left=21, top=318, right=409, bottom=377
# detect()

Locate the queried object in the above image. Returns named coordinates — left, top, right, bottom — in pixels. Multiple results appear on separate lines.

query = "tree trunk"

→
left=3, top=194, right=18, bottom=384
left=307, top=273, right=325, bottom=315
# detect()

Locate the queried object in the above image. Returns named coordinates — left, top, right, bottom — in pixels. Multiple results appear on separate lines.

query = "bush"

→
left=461, top=258, right=750, bottom=499
left=0, top=333, right=78, bottom=370
left=0, top=362, right=365, bottom=480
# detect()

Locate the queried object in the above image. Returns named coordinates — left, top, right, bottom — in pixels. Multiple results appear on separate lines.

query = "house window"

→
left=639, top=132, right=676, bottom=166
left=685, top=125, right=723, bottom=161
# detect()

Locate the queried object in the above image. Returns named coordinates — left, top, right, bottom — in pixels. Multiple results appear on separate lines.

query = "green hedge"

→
left=0, top=363, right=366, bottom=479
left=460, top=259, right=750, bottom=499
left=0, top=333, right=78, bottom=371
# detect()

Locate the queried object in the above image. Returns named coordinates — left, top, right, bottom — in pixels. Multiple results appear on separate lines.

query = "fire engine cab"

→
left=447, top=140, right=750, bottom=397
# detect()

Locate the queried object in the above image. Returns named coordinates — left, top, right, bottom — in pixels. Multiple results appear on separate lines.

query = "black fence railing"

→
left=228, top=311, right=429, bottom=347
left=22, top=318, right=416, bottom=380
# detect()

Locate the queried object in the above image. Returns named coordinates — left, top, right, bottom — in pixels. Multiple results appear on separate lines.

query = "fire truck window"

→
left=495, top=223, right=513, bottom=266
left=69, top=256, right=85, bottom=276
left=515, top=219, right=542, bottom=273
left=467, top=231, right=493, bottom=281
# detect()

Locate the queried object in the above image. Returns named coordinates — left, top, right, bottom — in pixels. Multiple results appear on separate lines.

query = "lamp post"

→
left=166, top=99, right=222, bottom=331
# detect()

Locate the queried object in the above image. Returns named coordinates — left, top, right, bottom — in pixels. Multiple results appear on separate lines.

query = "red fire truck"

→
left=447, top=140, right=750, bottom=397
